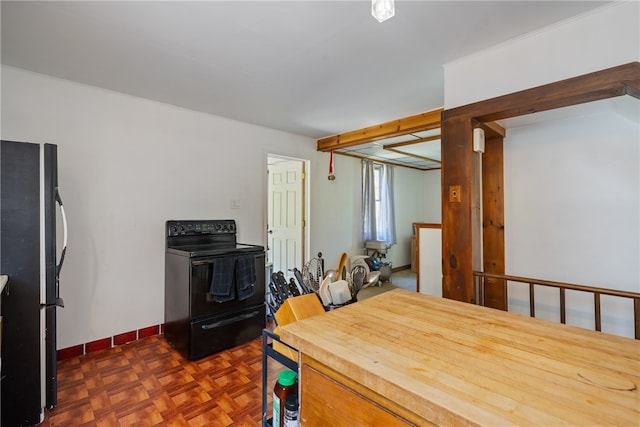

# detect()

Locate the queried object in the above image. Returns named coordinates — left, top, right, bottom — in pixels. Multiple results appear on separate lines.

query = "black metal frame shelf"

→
left=261, top=329, right=299, bottom=427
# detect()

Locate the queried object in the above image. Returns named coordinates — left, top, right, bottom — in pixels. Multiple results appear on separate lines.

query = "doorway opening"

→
left=266, top=155, right=309, bottom=280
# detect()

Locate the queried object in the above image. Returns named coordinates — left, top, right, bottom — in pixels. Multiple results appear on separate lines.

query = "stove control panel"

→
left=167, top=220, right=236, bottom=237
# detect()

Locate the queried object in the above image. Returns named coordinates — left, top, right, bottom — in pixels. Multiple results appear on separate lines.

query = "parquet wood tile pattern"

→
left=41, top=335, right=278, bottom=426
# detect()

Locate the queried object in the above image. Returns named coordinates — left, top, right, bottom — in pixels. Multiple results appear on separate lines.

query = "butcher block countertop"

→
left=278, top=289, right=640, bottom=426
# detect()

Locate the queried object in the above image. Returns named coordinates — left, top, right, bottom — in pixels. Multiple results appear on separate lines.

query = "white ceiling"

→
left=1, top=1, right=610, bottom=141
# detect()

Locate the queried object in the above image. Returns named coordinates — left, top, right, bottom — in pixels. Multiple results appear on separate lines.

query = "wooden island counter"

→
left=277, top=289, right=640, bottom=426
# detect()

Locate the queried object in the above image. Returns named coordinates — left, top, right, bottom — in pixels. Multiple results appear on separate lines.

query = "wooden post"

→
left=441, top=117, right=474, bottom=302
left=482, top=135, right=506, bottom=310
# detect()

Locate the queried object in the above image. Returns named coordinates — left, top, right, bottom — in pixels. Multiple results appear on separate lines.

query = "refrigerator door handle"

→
left=0, top=274, right=8, bottom=295
left=55, top=188, right=67, bottom=308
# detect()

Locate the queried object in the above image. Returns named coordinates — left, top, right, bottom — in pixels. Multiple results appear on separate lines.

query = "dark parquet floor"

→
left=41, top=334, right=279, bottom=426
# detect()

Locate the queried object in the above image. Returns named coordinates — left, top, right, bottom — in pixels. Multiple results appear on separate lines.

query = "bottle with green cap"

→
left=273, top=370, right=297, bottom=427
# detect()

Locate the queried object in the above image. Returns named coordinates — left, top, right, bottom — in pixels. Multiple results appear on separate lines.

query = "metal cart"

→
left=261, top=329, right=299, bottom=427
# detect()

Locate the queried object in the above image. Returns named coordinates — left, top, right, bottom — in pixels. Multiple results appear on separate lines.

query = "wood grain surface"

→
left=278, top=289, right=640, bottom=426
left=300, top=363, right=413, bottom=426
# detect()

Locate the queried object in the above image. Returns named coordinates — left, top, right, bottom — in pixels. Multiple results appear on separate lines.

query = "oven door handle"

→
left=192, top=260, right=214, bottom=266
left=201, top=310, right=261, bottom=330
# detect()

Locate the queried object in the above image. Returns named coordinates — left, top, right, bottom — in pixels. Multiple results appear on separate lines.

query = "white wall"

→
left=0, top=65, right=351, bottom=348
left=1, top=65, right=433, bottom=348
left=443, top=2, right=639, bottom=337
left=504, top=105, right=638, bottom=337
left=422, top=169, right=441, bottom=223
left=315, top=154, right=432, bottom=271
left=391, top=166, right=428, bottom=267
left=310, top=152, right=363, bottom=269
left=417, top=169, right=442, bottom=295
left=444, top=2, right=639, bottom=109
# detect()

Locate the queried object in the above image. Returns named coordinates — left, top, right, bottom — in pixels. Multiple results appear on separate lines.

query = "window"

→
left=362, top=160, right=396, bottom=245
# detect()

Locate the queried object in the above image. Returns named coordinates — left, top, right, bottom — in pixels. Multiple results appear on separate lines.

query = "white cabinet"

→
left=416, top=225, right=442, bottom=297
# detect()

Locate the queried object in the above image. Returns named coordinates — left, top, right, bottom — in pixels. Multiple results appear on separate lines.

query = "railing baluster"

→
left=473, top=275, right=478, bottom=304
left=634, top=298, right=640, bottom=340
left=560, top=288, right=566, bottom=324
left=594, top=293, right=601, bottom=332
left=504, top=279, right=509, bottom=312
left=472, top=271, right=640, bottom=340
left=473, top=275, right=481, bottom=306
left=529, top=283, right=535, bottom=318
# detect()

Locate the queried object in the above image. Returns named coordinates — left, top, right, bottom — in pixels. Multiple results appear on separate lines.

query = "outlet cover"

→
left=449, top=185, right=461, bottom=203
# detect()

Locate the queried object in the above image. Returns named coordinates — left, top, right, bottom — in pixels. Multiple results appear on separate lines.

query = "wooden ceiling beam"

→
left=477, top=121, right=505, bottom=138
left=317, top=108, right=443, bottom=152
left=624, top=79, right=640, bottom=99
left=333, top=151, right=435, bottom=171
left=385, top=147, right=441, bottom=164
left=383, top=134, right=441, bottom=149
left=443, top=62, right=640, bottom=123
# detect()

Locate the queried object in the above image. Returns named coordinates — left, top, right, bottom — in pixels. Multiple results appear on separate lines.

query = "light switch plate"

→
left=449, top=185, right=461, bottom=203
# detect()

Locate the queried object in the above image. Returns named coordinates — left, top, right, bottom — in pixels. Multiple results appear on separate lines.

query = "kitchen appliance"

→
left=364, top=240, right=392, bottom=283
left=165, top=219, right=266, bottom=360
left=0, top=140, right=67, bottom=426
left=364, top=239, right=390, bottom=259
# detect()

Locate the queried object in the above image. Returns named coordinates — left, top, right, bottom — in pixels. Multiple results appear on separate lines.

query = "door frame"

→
left=266, top=154, right=310, bottom=274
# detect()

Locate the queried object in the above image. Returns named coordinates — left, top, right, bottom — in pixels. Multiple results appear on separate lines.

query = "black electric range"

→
left=164, top=219, right=266, bottom=360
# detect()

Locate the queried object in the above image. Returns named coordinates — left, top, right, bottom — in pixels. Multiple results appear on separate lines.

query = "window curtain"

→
left=362, top=160, right=396, bottom=246
left=362, top=160, right=377, bottom=242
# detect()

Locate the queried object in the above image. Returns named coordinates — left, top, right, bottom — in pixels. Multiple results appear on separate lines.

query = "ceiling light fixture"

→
left=372, top=0, right=394, bottom=23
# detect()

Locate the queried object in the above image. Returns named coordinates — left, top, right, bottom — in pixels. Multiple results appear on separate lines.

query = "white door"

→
left=267, top=159, right=304, bottom=279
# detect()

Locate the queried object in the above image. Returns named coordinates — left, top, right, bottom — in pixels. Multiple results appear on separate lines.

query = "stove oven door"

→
left=190, top=251, right=266, bottom=320
left=190, top=304, right=266, bottom=359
